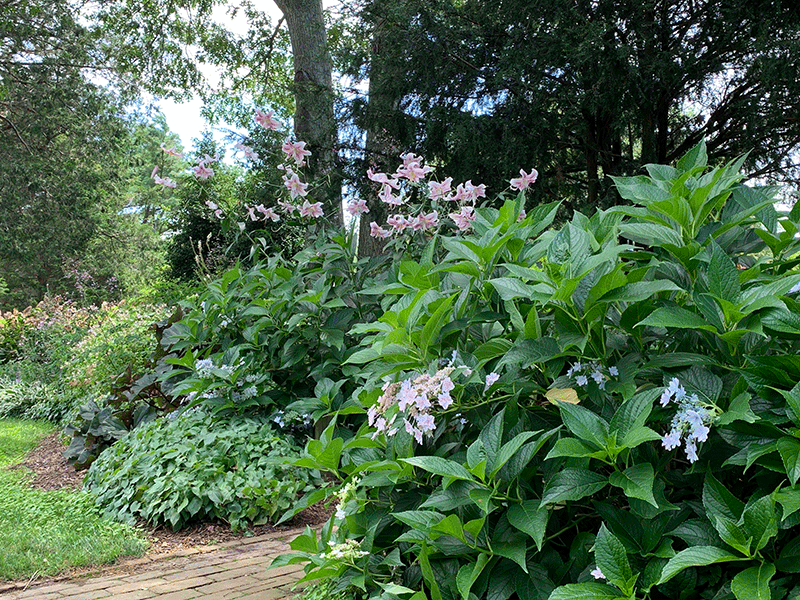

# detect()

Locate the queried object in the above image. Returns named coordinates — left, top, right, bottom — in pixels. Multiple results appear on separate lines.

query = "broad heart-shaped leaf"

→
left=731, top=563, right=776, bottom=600
left=508, top=500, right=549, bottom=551
left=658, top=546, right=744, bottom=584
left=541, top=468, right=608, bottom=506
left=555, top=401, right=610, bottom=449
left=708, top=241, right=742, bottom=303
left=595, top=524, right=634, bottom=594
left=609, top=463, right=658, bottom=507
left=636, top=306, right=718, bottom=333
left=777, top=437, right=800, bottom=486
left=547, top=582, right=626, bottom=600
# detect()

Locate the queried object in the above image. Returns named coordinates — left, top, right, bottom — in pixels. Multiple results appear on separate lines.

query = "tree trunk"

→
left=357, top=25, right=396, bottom=258
left=271, top=0, right=342, bottom=226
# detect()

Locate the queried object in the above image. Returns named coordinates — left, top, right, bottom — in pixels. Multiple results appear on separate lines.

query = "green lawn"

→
left=0, top=418, right=148, bottom=580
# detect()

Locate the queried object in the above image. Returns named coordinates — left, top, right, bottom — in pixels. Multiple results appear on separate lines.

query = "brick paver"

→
left=0, top=528, right=307, bottom=600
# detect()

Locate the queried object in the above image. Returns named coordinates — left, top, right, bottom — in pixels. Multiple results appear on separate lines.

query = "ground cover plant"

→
left=84, top=409, right=322, bottom=531
left=261, top=141, right=800, bottom=600
left=0, top=418, right=147, bottom=580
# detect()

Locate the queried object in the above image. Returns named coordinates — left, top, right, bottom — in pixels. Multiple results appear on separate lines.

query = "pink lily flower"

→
left=160, top=144, right=183, bottom=157
left=278, top=199, right=298, bottom=214
left=300, top=200, right=324, bottom=218
left=282, top=140, right=312, bottom=165
left=387, top=214, right=409, bottom=232
left=429, top=177, right=453, bottom=201
left=367, top=168, right=400, bottom=189
left=284, top=173, right=309, bottom=198
left=193, top=162, right=214, bottom=180
left=379, top=185, right=404, bottom=206
left=510, top=168, right=538, bottom=191
left=369, top=222, right=391, bottom=238
left=347, top=199, right=369, bottom=216
left=255, top=109, right=281, bottom=131
left=450, top=206, right=476, bottom=231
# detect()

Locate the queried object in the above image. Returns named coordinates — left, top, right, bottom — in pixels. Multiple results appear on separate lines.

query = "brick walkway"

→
left=0, top=527, right=308, bottom=600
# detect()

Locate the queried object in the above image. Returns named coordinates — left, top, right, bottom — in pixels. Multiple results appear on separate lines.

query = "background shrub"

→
left=84, top=409, right=322, bottom=531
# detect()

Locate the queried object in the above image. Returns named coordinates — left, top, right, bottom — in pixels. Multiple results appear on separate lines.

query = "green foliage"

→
left=162, top=230, right=386, bottom=427
left=61, top=301, right=169, bottom=395
left=0, top=380, right=69, bottom=423
left=0, top=419, right=146, bottom=580
left=84, top=410, right=322, bottom=531
left=274, top=142, right=800, bottom=600
left=63, top=306, right=186, bottom=468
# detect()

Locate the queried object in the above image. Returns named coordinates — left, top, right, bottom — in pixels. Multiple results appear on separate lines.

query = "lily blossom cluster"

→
left=364, top=151, right=538, bottom=237
left=566, top=361, right=619, bottom=390
left=660, top=378, right=715, bottom=463
left=150, top=166, right=176, bottom=188
left=367, top=366, right=459, bottom=444
left=193, top=154, right=219, bottom=180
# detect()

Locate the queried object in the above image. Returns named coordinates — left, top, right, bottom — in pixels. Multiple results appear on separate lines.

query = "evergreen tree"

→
left=349, top=0, right=800, bottom=214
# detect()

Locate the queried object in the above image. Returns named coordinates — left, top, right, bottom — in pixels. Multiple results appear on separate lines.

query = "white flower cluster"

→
left=566, top=361, right=619, bottom=390
left=333, top=477, right=361, bottom=521
left=321, top=539, right=369, bottom=561
left=660, top=378, right=714, bottom=463
left=194, top=357, right=237, bottom=379
left=368, top=366, right=457, bottom=443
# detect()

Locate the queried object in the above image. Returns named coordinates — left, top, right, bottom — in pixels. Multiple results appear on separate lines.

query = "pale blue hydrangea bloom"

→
left=660, top=378, right=714, bottom=463
left=566, top=361, right=619, bottom=390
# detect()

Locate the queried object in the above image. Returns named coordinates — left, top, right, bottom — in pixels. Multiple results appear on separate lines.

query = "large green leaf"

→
left=708, top=242, right=741, bottom=303
left=595, top=524, right=634, bottom=594
left=731, top=563, right=776, bottom=600
left=556, top=401, right=610, bottom=449
left=548, top=583, right=626, bottom=600
left=401, top=456, right=475, bottom=484
left=508, top=500, right=549, bottom=551
left=777, top=383, right=800, bottom=427
left=599, top=280, right=685, bottom=303
left=777, top=437, right=800, bottom=486
left=636, top=306, right=718, bottom=333
left=775, top=487, right=800, bottom=521
left=609, top=463, right=658, bottom=507
left=658, top=546, right=744, bottom=584
left=742, top=495, right=778, bottom=553
left=703, top=473, right=745, bottom=523
left=456, top=554, right=489, bottom=600
left=541, top=468, right=607, bottom=505
left=619, top=222, right=685, bottom=247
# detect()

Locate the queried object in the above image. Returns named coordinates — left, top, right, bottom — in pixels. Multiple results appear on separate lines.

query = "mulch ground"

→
left=10, top=431, right=331, bottom=556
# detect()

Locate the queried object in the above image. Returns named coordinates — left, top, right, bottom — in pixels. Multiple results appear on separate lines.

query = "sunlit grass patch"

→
left=0, top=419, right=148, bottom=580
